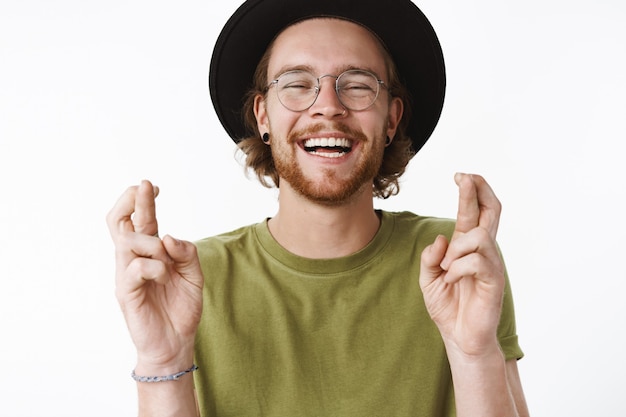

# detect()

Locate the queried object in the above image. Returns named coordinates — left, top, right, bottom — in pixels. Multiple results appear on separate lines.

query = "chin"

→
left=296, top=175, right=373, bottom=206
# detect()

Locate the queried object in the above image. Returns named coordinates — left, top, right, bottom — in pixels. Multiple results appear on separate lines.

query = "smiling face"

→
left=254, top=18, right=403, bottom=205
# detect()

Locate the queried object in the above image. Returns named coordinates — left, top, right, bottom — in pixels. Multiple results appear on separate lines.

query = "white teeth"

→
left=308, top=150, right=346, bottom=158
left=303, top=138, right=352, bottom=149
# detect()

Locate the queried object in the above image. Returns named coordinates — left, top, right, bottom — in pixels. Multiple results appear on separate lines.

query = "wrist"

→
left=135, top=346, right=196, bottom=377
left=132, top=364, right=198, bottom=383
left=442, top=336, right=504, bottom=365
left=443, top=342, right=516, bottom=417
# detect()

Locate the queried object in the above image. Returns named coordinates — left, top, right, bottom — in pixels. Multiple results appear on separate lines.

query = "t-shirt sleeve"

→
left=498, top=263, right=524, bottom=361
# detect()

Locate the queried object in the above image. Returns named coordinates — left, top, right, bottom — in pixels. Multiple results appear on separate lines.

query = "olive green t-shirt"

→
left=194, top=211, right=523, bottom=416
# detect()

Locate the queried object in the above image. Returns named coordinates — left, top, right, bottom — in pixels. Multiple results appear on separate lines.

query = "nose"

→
left=308, top=75, right=346, bottom=118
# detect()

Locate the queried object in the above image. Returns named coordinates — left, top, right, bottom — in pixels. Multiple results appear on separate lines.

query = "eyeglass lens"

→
left=274, top=70, right=381, bottom=111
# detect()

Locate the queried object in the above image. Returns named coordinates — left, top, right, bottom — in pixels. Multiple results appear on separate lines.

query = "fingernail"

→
left=440, top=258, right=449, bottom=271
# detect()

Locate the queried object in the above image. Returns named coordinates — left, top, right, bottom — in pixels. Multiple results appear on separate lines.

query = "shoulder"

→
left=376, top=211, right=456, bottom=258
left=384, top=210, right=456, bottom=239
left=194, top=222, right=262, bottom=258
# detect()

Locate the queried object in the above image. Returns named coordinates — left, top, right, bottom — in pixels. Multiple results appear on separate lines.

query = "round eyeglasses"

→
left=266, top=69, right=388, bottom=112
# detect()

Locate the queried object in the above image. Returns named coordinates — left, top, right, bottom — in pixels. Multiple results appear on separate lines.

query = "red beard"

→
left=271, top=122, right=387, bottom=205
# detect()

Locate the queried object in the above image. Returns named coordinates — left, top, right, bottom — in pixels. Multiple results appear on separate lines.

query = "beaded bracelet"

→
left=131, top=364, right=198, bottom=382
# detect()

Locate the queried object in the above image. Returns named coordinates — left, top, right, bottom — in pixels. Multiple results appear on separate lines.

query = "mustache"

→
left=287, top=122, right=368, bottom=144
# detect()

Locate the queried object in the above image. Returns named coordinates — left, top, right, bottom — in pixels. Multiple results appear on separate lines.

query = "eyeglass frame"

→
left=265, top=69, right=389, bottom=112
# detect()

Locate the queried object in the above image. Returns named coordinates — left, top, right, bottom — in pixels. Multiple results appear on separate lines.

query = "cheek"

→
left=265, top=103, right=300, bottom=133
left=355, top=111, right=389, bottom=138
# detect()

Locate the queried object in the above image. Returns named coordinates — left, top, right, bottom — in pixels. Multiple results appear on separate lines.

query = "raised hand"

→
left=106, top=180, right=204, bottom=374
left=419, top=173, right=505, bottom=357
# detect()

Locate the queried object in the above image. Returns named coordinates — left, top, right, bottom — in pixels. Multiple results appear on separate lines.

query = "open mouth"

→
left=302, top=138, right=353, bottom=158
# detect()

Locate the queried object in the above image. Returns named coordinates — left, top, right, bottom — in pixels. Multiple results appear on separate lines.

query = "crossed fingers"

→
left=452, top=173, right=501, bottom=241
left=106, top=180, right=160, bottom=239
left=106, top=180, right=170, bottom=289
left=438, top=173, right=503, bottom=283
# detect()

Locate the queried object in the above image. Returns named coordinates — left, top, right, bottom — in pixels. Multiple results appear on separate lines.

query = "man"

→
left=107, top=0, right=529, bottom=416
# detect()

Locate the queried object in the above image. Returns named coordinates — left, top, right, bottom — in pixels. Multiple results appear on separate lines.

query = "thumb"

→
left=419, top=235, right=448, bottom=287
left=162, top=235, right=204, bottom=287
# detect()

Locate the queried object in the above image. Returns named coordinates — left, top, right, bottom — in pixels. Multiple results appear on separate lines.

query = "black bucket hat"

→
left=209, top=0, right=446, bottom=154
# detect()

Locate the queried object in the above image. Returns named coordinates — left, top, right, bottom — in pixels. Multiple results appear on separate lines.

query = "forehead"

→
left=267, top=18, right=389, bottom=78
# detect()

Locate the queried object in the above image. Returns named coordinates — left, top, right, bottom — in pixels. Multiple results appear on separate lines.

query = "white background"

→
left=1, top=0, right=624, bottom=416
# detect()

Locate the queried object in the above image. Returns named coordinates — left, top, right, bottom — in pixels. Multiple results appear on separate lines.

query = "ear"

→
left=254, top=94, right=269, bottom=134
left=386, top=96, right=404, bottom=140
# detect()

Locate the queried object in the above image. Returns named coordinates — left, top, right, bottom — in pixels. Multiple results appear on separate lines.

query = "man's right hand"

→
left=106, top=180, right=204, bottom=376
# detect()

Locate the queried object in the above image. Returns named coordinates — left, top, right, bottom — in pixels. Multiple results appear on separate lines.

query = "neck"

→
left=268, top=182, right=381, bottom=259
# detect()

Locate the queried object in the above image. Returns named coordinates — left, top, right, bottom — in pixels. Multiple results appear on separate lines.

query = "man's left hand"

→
left=419, top=173, right=505, bottom=357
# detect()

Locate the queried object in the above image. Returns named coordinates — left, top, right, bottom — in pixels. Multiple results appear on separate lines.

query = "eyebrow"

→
left=271, top=64, right=384, bottom=81
left=271, top=64, right=314, bottom=80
